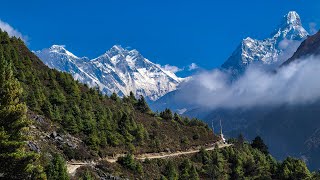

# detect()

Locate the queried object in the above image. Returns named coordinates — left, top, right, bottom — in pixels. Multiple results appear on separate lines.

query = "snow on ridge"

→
left=49, top=45, right=79, bottom=59
left=284, top=11, right=302, bottom=26
left=222, top=11, right=309, bottom=73
left=35, top=45, right=185, bottom=101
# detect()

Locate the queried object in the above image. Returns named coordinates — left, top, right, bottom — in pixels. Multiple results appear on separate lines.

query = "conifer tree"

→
left=129, top=91, right=137, bottom=104
left=166, top=161, right=178, bottom=180
left=235, top=133, right=245, bottom=148
left=0, top=54, right=45, bottom=179
left=173, top=113, right=181, bottom=122
left=278, top=157, right=311, bottom=180
left=251, top=136, right=269, bottom=154
left=180, top=159, right=191, bottom=180
left=110, top=92, right=120, bottom=102
left=136, top=95, right=150, bottom=113
left=80, top=170, right=94, bottom=180
left=189, top=165, right=200, bottom=180
left=160, top=108, right=173, bottom=120
left=46, top=154, right=69, bottom=180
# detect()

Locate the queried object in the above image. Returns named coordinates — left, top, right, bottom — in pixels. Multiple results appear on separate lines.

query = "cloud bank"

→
left=177, top=55, right=320, bottom=109
left=0, top=20, right=27, bottom=42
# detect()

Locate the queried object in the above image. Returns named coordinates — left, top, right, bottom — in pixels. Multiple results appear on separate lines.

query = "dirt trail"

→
left=67, top=161, right=96, bottom=176
left=135, top=143, right=231, bottom=161
left=67, top=143, right=232, bottom=175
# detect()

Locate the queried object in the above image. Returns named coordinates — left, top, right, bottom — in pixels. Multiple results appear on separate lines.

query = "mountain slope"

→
left=283, top=30, right=320, bottom=65
left=0, top=29, right=223, bottom=177
left=35, top=45, right=102, bottom=88
left=35, top=45, right=183, bottom=101
left=193, top=31, right=320, bottom=170
left=150, top=12, right=320, bottom=170
left=0, top=23, right=317, bottom=180
left=222, top=11, right=308, bottom=75
left=151, top=11, right=309, bottom=112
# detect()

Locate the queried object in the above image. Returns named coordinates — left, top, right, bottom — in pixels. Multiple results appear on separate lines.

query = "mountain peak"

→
left=274, top=11, right=308, bottom=40
left=36, top=44, right=183, bottom=101
left=222, top=11, right=308, bottom=73
left=283, top=11, right=302, bottom=26
left=50, top=44, right=67, bottom=52
left=109, top=45, right=126, bottom=53
left=104, top=45, right=143, bottom=62
left=48, top=45, right=79, bottom=58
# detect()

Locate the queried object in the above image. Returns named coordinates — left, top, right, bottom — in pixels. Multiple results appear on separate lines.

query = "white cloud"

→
left=0, top=20, right=27, bottom=42
left=158, top=64, right=183, bottom=73
left=176, top=55, right=320, bottom=109
left=309, top=22, right=318, bottom=35
left=188, top=63, right=198, bottom=71
left=276, top=39, right=302, bottom=65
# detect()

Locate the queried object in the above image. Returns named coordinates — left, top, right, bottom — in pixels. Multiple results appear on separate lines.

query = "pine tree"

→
left=251, top=136, right=269, bottom=154
left=189, top=166, right=200, bottom=180
left=173, top=113, right=181, bottom=122
left=46, top=154, right=69, bottom=180
left=117, top=153, right=136, bottom=171
left=80, top=170, right=94, bottom=180
left=128, top=91, right=137, bottom=105
left=136, top=95, right=150, bottom=113
left=278, top=157, right=311, bottom=180
left=166, top=161, right=178, bottom=180
left=0, top=54, right=45, bottom=179
left=160, top=108, right=173, bottom=120
left=210, top=149, right=229, bottom=179
left=180, top=159, right=191, bottom=180
left=235, top=133, right=245, bottom=148
left=110, top=92, right=120, bottom=102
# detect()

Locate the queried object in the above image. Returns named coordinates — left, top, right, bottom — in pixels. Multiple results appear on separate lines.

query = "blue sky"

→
left=0, top=0, right=319, bottom=76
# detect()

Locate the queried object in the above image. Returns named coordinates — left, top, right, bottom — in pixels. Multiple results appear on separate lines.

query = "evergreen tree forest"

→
left=0, top=30, right=214, bottom=178
left=0, top=42, right=45, bottom=179
left=0, top=29, right=318, bottom=179
left=98, top=138, right=319, bottom=180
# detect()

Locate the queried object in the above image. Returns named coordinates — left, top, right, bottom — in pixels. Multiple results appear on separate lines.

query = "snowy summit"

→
left=221, top=11, right=309, bottom=75
left=35, top=45, right=184, bottom=101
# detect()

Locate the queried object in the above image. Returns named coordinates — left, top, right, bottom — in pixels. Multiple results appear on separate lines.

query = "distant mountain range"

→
left=152, top=11, right=309, bottom=112
left=35, top=11, right=307, bottom=102
left=35, top=45, right=184, bottom=101
left=151, top=11, right=320, bottom=170
left=34, top=11, right=320, bottom=170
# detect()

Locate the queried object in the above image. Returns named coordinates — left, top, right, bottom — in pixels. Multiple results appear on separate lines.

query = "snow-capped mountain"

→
left=35, top=45, right=105, bottom=89
left=35, top=45, right=184, bottom=101
left=221, top=11, right=309, bottom=74
left=151, top=11, right=310, bottom=112
left=89, top=45, right=184, bottom=100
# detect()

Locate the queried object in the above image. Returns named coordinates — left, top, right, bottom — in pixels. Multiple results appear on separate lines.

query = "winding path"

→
left=67, top=143, right=232, bottom=175
left=135, top=143, right=231, bottom=161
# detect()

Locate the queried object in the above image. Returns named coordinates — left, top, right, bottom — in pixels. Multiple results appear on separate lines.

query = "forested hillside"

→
left=0, top=30, right=215, bottom=179
left=89, top=138, right=318, bottom=180
left=0, top=30, right=318, bottom=179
